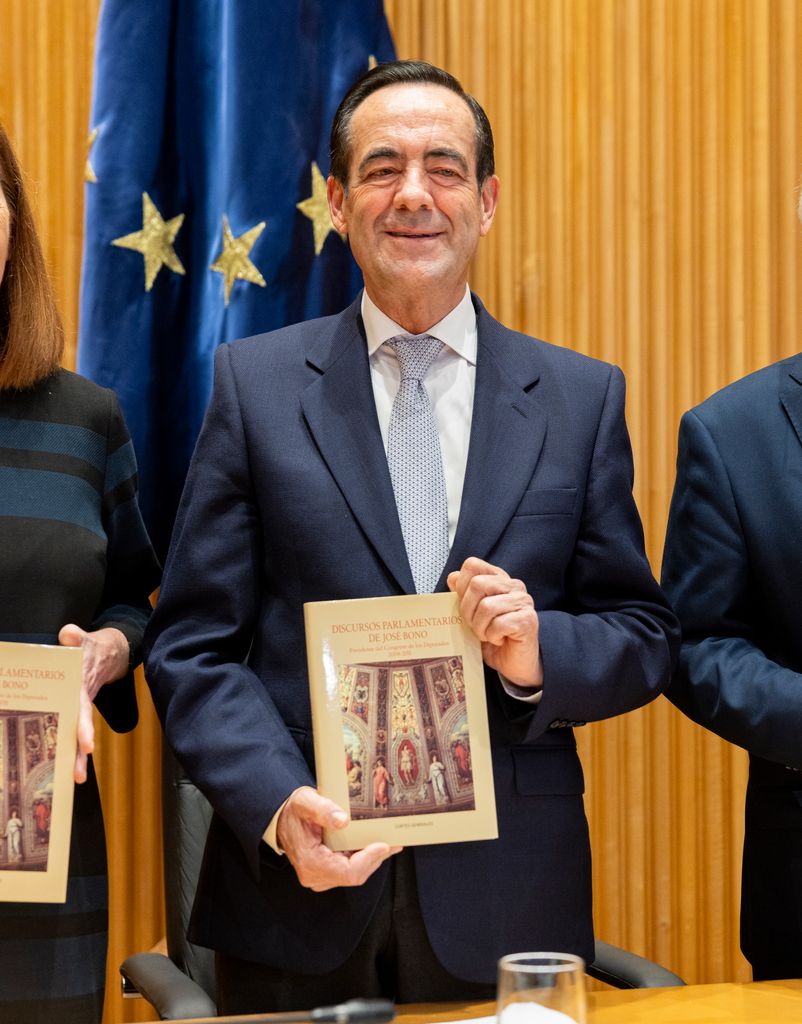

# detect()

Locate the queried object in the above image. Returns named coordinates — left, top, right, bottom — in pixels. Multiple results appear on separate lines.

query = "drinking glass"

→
left=497, top=952, right=587, bottom=1024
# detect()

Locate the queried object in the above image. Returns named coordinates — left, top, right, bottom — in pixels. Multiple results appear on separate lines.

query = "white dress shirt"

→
left=362, top=286, right=476, bottom=547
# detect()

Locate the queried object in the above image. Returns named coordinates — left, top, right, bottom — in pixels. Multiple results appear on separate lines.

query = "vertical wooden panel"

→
left=4, top=1, right=802, bottom=1017
left=0, top=0, right=98, bottom=371
left=92, top=671, right=165, bottom=1023
left=384, top=0, right=795, bottom=988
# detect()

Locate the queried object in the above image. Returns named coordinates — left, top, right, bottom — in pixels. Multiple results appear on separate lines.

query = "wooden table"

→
left=588, top=978, right=802, bottom=1021
left=140, top=980, right=802, bottom=1024
left=396, top=979, right=802, bottom=1023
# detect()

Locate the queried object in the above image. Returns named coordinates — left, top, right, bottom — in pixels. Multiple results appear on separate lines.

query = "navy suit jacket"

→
left=145, top=294, right=677, bottom=982
left=662, top=354, right=802, bottom=768
left=661, top=354, right=802, bottom=973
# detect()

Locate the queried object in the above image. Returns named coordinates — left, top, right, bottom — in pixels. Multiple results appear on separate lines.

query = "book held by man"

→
left=0, top=641, right=82, bottom=902
left=305, top=592, right=498, bottom=850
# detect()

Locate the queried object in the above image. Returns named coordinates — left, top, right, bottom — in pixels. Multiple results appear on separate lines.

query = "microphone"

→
left=312, top=999, right=396, bottom=1024
left=212, top=997, right=396, bottom=1024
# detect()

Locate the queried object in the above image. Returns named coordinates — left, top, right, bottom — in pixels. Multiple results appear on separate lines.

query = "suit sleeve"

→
left=532, top=366, right=679, bottom=727
left=143, top=345, right=315, bottom=875
left=661, top=409, right=802, bottom=769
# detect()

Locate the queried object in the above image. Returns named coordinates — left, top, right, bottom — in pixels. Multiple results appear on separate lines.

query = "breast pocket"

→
left=513, top=488, right=577, bottom=518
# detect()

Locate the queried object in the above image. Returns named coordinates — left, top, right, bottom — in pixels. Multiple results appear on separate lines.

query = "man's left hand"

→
left=58, top=624, right=130, bottom=784
left=447, top=557, right=543, bottom=690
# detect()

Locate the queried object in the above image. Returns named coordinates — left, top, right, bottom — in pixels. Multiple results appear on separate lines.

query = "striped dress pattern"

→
left=0, top=369, right=160, bottom=1024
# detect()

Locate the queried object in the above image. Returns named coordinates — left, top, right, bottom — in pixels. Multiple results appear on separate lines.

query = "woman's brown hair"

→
left=0, top=123, right=64, bottom=390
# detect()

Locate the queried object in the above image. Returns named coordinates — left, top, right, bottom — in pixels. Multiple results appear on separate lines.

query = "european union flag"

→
left=78, top=1, right=395, bottom=559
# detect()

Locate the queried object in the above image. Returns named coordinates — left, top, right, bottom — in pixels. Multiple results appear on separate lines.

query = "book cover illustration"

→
left=0, top=642, right=82, bottom=903
left=305, top=592, right=497, bottom=850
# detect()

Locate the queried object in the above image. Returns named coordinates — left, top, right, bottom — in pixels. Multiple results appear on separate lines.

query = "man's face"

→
left=328, top=83, right=498, bottom=313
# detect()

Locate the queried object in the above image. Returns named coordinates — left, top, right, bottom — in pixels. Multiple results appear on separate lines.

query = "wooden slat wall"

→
left=3, top=1, right=802, bottom=1019
left=385, top=0, right=802, bottom=983
left=0, top=0, right=99, bottom=371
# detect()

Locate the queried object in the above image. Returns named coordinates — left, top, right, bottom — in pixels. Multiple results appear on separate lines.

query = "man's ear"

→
left=328, top=176, right=348, bottom=235
left=479, top=174, right=500, bottom=237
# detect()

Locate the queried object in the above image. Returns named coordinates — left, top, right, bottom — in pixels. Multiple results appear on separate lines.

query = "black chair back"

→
left=161, top=742, right=216, bottom=1000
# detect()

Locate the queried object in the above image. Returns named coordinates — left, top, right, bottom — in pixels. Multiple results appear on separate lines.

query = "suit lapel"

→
left=300, top=299, right=415, bottom=594
left=780, top=353, right=802, bottom=451
left=300, top=296, right=548, bottom=594
left=441, top=301, right=546, bottom=585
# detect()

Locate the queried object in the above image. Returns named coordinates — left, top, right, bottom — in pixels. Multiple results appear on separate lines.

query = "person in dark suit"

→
left=661, top=343, right=802, bottom=981
left=144, top=60, right=678, bottom=1014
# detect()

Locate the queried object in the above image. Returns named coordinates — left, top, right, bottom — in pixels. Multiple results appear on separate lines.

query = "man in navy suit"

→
left=145, top=60, right=678, bottom=1013
left=662, top=339, right=802, bottom=978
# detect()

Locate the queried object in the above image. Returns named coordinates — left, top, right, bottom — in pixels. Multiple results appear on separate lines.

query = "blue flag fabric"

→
left=78, top=1, right=395, bottom=559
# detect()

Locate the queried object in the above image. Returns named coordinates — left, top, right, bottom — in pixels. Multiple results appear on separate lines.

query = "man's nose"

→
left=393, top=167, right=432, bottom=211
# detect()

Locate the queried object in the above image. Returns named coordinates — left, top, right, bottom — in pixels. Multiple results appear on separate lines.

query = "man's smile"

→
left=385, top=229, right=444, bottom=239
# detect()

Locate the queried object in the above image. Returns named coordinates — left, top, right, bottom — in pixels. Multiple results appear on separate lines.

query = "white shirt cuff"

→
left=262, top=798, right=290, bottom=855
left=499, top=672, right=543, bottom=704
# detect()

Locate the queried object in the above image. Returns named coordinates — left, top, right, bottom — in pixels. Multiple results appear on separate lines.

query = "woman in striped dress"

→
left=0, top=124, right=160, bottom=1023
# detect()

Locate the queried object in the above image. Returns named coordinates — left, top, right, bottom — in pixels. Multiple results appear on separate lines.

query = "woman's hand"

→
left=58, top=624, right=130, bottom=784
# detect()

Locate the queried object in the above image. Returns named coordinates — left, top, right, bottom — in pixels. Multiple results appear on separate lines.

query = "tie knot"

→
left=388, top=334, right=443, bottom=383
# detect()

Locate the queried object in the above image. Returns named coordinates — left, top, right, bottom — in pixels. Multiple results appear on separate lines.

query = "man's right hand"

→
left=276, top=786, right=401, bottom=892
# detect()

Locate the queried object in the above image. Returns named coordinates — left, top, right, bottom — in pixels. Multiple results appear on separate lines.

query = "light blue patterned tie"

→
left=386, top=334, right=449, bottom=594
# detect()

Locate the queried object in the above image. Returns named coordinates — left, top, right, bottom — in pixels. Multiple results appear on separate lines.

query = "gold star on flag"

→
left=210, top=215, right=266, bottom=306
left=296, top=161, right=341, bottom=255
left=112, top=192, right=186, bottom=292
left=368, top=55, right=377, bottom=70
left=85, top=128, right=99, bottom=184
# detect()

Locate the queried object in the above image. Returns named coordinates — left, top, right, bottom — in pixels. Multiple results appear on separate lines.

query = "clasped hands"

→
left=58, top=623, right=130, bottom=784
left=277, top=557, right=541, bottom=893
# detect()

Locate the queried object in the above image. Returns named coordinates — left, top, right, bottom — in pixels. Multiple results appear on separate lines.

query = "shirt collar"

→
left=361, top=286, right=477, bottom=365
